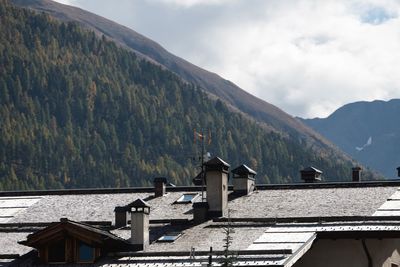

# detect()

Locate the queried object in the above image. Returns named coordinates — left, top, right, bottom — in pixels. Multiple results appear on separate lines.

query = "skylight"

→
left=174, top=193, right=198, bottom=204
left=157, top=232, right=182, bottom=242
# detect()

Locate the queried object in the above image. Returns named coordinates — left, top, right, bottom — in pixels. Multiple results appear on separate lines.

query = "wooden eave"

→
left=20, top=220, right=112, bottom=249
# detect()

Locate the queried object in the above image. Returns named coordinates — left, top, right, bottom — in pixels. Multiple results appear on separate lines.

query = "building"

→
left=2, top=157, right=400, bottom=267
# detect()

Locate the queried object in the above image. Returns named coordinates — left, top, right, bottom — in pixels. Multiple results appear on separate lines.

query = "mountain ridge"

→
left=300, top=99, right=400, bottom=178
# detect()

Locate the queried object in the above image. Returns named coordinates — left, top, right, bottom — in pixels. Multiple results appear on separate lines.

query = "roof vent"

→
left=153, top=177, right=167, bottom=197
left=204, top=157, right=230, bottom=217
left=300, top=166, right=322, bottom=183
left=232, top=164, right=256, bottom=195
left=129, top=199, right=150, bottom=250
left=352, top=166, right=362, bottom=182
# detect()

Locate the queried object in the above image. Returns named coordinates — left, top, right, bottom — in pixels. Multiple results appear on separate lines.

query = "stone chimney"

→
left=204, top=157, right=230, bottom=217
left=129, top=198, right=150, bottom=250
left=114, top=206, right=128, bottom=228
left=352, top=166, right=362, bottom=182
left=232, top=164, right=256, bottom=195
left=153, top=177, right=167, bottom=197
left=300, top=166, right=322, bottom=183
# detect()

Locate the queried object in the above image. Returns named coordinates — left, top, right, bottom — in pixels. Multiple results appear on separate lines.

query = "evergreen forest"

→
left=0, top=0, right=360, bottom=190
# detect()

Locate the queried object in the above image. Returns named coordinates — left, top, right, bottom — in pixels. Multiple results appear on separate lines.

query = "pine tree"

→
left=219, top=210, right=237, bottom=267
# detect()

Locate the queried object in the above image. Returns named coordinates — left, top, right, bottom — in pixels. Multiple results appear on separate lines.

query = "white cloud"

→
left=54, top=0, right=400, bottom=118
left=53, top=0, right=72, bottom=4
left=145, top=0, right=232, bottom=8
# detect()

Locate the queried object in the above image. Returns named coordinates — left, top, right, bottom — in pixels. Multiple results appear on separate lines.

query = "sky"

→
left=54, top=0, right=400, bottom=118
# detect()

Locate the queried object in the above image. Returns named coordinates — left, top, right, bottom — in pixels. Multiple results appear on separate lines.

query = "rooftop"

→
left=2, top=180, right=400, bottom=266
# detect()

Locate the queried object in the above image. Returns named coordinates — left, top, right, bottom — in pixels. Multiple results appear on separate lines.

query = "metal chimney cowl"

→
left=300, top=166, right=322, bottom=183
left=232, top=164, right=257, bottom=195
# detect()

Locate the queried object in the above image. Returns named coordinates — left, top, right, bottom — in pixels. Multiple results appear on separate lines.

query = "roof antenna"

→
left=193, top=128, right=211, bottom=202
left=190, top=246, right=196, bottom=259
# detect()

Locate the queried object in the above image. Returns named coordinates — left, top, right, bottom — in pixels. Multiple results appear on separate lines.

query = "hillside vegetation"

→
left=12, top=0, right=339, bottom=146
left=0, top=1, right=365, bottom=190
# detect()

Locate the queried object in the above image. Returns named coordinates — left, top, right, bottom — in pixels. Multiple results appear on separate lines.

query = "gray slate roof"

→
left=373, top=188, right=400, bottom=216
left=2, top=232, right=32, bottom=255
left=6, top=192, right=194, bottom=223
left=1, top=183, right=400, bottom=266
left=2, top=186, right=396, bottom=225
left=229, top=186, right=397, bottom=218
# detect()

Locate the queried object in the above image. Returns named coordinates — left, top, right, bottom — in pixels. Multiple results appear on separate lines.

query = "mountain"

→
left=11, top=0, right=371, bottom=176
left=300, top=99, right=400, bottom=178
left=0, top=0, right=379, bottom=190
left=11, top=0, right=336, bottom=146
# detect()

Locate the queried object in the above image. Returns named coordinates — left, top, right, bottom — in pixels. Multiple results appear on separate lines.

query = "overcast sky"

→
left=54, top=0, right=400, bottom=118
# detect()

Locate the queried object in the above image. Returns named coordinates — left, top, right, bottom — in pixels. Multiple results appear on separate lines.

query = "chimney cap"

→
left=114, top=206, right=128, bottom=212
left=127, top=198, right=150, bottom=208
left=192, top=171, right=204, bottom=186
left=204, top=157, right=230, bottom=172
left=352, top=166, right=362, bottom=171
left=153, top=177, right=168, bottom=184
left=301, top=166, right=322, bottom=174
left=232, top=164, right=257, bottom=176
left=205, top=157, right=230, bottom=167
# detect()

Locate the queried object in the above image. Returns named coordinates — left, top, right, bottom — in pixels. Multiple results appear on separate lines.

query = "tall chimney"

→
left=114, top=206, right=128, bottom=228
left=232, top=164, right=256, bottom=195
left=129, top=199, right=150, bottom=250
left=204, top=157, right=230, bottom=217
left=300, top=166, right=322, bottom=183
left=352, top=166, right=362, bottom=182
left=153, top=177, right=167, bottom=197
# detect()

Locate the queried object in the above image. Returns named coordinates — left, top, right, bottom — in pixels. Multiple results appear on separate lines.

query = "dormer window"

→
left=19, top=218, right=131, bottom=264
left=48, top=239, right=66, bottom=263
left=174, top=193, right=199, bottom=204
left=157, top=232, right=182, bottom=242
left=77, top=241, right=95, bottom=263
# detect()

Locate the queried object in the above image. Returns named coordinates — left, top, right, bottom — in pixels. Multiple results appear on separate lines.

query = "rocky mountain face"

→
left=300, top=99, right=400, bottom=178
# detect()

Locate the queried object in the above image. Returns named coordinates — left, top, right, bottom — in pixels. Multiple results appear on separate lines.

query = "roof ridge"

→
left=0, top=180, right=399, bottom=197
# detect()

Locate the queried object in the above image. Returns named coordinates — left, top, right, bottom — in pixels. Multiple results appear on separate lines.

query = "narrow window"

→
left=48, top=239, right=66, bottom=263
left=77, top=240, right=95, bottom=263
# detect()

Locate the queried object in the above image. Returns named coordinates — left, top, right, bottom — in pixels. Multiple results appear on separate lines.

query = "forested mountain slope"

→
left=300, top=99, right=400, bottom=178
left=0, top=1, right=374, bottom=190
left=12, top=0, right=340, bottom=150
